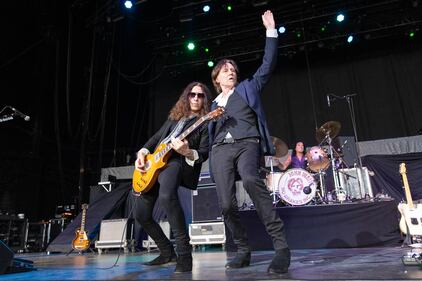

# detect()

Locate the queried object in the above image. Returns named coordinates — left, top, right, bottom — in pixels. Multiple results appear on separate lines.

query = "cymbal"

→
left=270, top=136, right=288, bottom=157
left=315, top=121, right=341, bottom=143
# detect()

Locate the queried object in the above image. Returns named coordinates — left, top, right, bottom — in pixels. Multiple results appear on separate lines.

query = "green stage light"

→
left=205, top=48, right=209, bottom=53
left=227, top=5, right=232, bottom=11
left=208, top=61, right=214, bottom=67
left=187, top=42, right=195, bottom=51
left=410, top=32, right=415, bottom=38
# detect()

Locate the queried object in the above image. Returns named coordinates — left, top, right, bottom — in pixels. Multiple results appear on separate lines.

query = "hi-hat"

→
left=270, top=136, right=288, bottom=157
left=316, top=121, right=341, bottom=143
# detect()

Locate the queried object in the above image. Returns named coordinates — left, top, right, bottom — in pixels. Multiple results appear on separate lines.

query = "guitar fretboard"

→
left=154, top=116, right=207, bottom=161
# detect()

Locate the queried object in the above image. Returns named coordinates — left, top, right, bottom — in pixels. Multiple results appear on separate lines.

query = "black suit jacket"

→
left=142, top=117, right=209, bottom=190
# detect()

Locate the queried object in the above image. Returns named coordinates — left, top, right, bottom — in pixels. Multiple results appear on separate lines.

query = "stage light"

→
left=296, top=32, right=301, bottom=38
left=227, top=5, right=232, bottom=11
left=205, top=48, right=209, bottom=53
left=208, top=61, right=214, bottom=67
left=321, top=26, right=326, bottom=32
left=409, top=31, right=415, bottom=38
left=124, top=0, right=133, bottom=9
left=187, top=42, right=195, bottom=51
left=278, top=26, right=286, bottom=34
left=347, top=35, right=354, bottom=43
left=203, top=5, right=210, bottom=12
left=336, top=13, right=345, bottom=22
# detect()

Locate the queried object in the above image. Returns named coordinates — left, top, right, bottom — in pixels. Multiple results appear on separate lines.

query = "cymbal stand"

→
left=326, top=133, right=347, bottom=202
left=268, top=156, right=280, bottom=205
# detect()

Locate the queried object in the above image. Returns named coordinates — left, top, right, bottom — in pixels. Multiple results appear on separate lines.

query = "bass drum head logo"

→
left=278, top=168, right=316, bottom=206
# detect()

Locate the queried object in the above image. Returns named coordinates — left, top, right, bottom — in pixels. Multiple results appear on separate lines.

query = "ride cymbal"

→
left=315, top=121, right=341, bottom=143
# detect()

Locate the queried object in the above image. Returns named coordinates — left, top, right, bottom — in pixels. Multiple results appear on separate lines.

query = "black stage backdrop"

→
left=362, top=152, right=422, bottom=202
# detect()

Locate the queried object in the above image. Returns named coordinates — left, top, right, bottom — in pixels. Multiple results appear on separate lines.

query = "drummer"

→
left=277, top=141, right=307, bottom=170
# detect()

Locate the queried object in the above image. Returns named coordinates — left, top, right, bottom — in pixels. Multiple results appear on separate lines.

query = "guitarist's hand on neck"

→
left=171, top=137, right=195, bottom=161
left=135, top=149, right=149, bottom=173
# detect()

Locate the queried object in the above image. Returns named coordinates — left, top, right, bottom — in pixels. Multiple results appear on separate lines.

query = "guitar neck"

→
left=177, top=116, right=206, bottom=140
left=80, top=208, right=87, bottom=232
left=400, top=163, right=414, bottom=209
left=403, top=173, right=414, bottom=209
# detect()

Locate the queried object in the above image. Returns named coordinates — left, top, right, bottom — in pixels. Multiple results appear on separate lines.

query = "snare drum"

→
left=306, top=146, right=330, bottom=172
left=278, top=168, right=316, bottom=206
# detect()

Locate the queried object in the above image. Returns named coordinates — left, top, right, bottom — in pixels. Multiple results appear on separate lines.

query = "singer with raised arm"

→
left=133, top=82, right=211, bottom=273
left=208, top=10, right=291, bottom=274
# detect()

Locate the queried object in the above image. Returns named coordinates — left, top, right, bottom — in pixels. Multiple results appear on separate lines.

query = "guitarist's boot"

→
left=144, top=246, right=176, bottom=266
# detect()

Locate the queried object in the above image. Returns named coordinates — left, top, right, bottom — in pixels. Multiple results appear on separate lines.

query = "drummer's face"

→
left=296, top=142, right=304, bottom=153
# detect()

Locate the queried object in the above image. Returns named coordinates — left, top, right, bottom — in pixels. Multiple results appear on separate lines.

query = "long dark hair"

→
left=292, top=141, right=305, bottom=157
left=168, top=82, right=212, bottom=121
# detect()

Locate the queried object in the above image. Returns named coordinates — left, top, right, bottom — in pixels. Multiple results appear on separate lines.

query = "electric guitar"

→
left=132, top=107, right=225, bottom=194
left=71, top=204, right=90, bottom=251
left=398, top=163, right=422, bottom=236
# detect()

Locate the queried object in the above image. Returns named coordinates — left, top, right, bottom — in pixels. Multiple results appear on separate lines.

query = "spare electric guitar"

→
left=132, top=107, right=225, bottom=194
left=398, top=163, right=422, bottom=236
left=71, top=204, right=90, bottom=251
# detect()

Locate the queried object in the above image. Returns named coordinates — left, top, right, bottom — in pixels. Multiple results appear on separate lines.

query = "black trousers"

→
left=132, top=159, right=191, bottom=256
left=211, top=141, right=288, bottom=253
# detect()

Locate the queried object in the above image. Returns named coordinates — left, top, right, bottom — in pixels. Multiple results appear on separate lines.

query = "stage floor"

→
left=1, top=246, right=422, bottom=280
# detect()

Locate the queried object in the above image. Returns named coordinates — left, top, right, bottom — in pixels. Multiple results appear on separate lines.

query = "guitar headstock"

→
left=399, top=162, right=406, bottom=175
left=205, top=107, right=225, bottom=121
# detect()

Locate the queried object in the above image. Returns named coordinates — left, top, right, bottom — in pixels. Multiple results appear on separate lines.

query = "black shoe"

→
left=144, top=251, right=176, bottom=266
left=225, top=252, right=251, bottom=269
left=174, top=254, right=192, bottom=273
left=267, top=248, right=290, bottom=274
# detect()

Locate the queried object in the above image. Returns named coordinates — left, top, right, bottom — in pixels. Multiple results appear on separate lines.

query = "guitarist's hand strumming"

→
left=135, top=150, right=148, bottom=173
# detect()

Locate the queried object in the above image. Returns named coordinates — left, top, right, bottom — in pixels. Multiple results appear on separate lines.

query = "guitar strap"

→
left=161, top=116, right=195, bottom=144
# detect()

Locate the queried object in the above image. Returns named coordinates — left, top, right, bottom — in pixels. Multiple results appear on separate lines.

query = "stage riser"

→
left=225, top=200, right=401, bottom=250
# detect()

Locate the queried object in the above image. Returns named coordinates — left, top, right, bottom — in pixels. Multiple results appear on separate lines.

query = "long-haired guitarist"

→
left=133, top=81, right=211, bottom=273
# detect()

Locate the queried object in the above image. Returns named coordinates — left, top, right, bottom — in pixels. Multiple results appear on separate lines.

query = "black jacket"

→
left=142, top=117, right=209, bottom=190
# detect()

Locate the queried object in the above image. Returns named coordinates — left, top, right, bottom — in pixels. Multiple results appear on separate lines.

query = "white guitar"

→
left=398, top=163, right=422, bottom=236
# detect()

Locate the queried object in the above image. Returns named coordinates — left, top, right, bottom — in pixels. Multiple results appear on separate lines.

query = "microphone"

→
left=303, top=185, right=312, bottom=195
left=10, top=107, right=30, bottom=121
left=326, top=94, right=331, bottom=107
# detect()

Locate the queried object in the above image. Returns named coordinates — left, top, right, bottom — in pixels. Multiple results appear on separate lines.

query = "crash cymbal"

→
left=270, top=136, right=288, bottom=157
left=316, top=121, right=341, bottom=143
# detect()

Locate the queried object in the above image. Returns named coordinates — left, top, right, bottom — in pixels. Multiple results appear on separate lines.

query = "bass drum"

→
left=278, top=168, right=316, bottom=206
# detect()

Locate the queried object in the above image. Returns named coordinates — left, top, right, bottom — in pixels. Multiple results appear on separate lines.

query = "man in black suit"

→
left=134, top=82, right=211, bottom=273
left=209, top=11, right=291, bottom=274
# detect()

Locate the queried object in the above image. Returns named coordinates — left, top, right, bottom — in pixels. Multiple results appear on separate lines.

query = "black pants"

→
left=132, top=159, right=191, bottom=256
left=211, top=141, right=288, bottom=253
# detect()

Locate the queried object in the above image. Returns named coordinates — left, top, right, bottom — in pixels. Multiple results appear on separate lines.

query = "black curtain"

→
left=362, top=152, right=422, bottom=202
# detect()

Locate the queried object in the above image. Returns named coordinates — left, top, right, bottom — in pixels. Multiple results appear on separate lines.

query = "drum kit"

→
left=265, top=121, right=351, bottom=206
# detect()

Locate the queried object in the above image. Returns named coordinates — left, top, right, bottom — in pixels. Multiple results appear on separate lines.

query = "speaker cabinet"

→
left=192, top=185, right=222, bottom=222
left=339, top=167, right=373, bottom=199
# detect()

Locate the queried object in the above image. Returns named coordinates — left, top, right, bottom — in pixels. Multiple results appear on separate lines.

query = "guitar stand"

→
left=65, top=247, right=95, bottom=256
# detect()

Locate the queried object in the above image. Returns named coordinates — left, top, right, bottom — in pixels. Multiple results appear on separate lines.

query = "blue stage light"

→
left=278, top=26, right=286, bottom=34
left=124, top=0, right=133, bottom=9
left=336, top=13, right=345, bottom=22
left=347, top=35, right=354, bottom=43
left=203, top=5, right=210, bottom=12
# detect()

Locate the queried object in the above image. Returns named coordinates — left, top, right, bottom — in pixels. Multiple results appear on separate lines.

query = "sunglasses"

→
left=188, top=92, right=205, bottom=99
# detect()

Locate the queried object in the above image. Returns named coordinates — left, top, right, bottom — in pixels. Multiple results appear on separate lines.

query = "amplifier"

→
left=339, top=167, right=373, bottom=199
left=189, top=222, right=225, bottom=245
left=95, top=218, right=135, bottom=254
left=191, top=185, right=222, bottom=222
